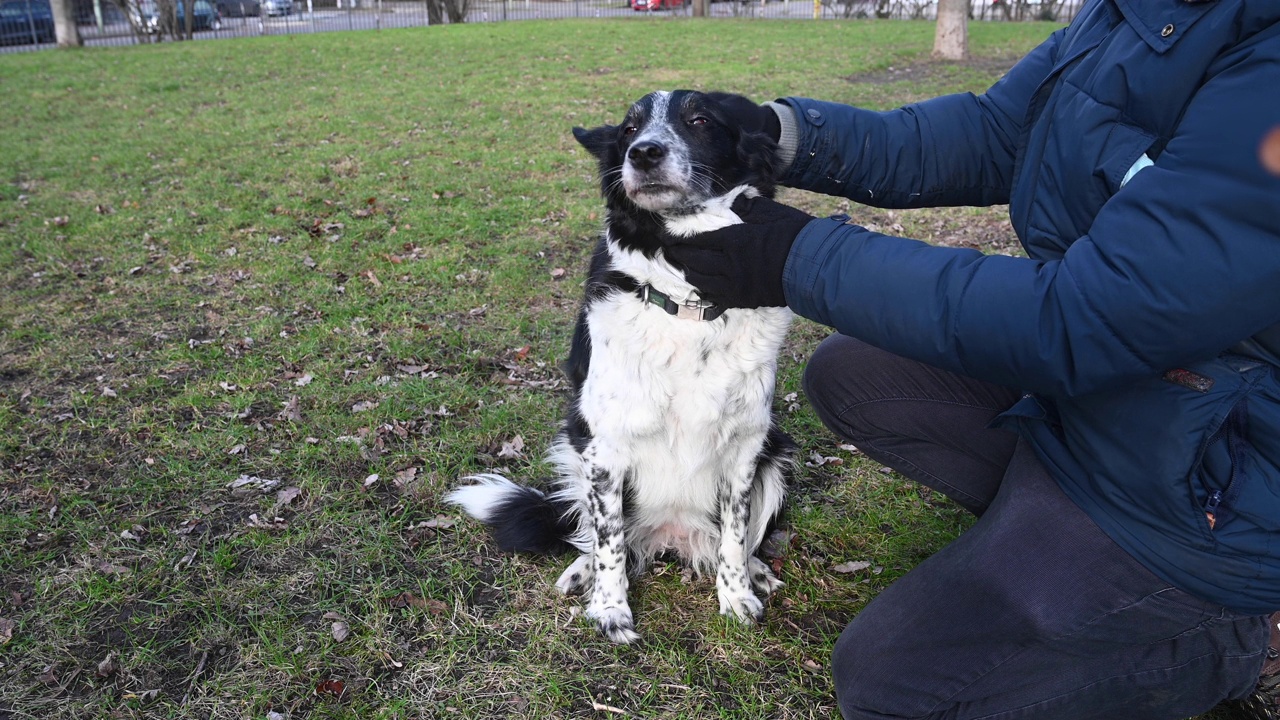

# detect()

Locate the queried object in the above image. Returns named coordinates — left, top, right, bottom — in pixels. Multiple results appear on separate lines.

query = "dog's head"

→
left=572, top=90, right=778, bottom=215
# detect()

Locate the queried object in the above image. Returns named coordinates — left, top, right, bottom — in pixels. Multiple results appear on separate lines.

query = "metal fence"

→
left=0, top=0, right=1084, bottom=53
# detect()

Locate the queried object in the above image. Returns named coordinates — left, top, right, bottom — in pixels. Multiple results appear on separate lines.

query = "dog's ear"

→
left=572, top=125, right=617, bottom=160
left=737, top=130, right=780, bottom=198
left=704, top=92, right=771, bottom=138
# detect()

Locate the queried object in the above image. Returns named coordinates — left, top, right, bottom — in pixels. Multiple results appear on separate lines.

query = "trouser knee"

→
left=802, top=334, right=878, bottom=444
left=831, top=618, right=909, bottom=720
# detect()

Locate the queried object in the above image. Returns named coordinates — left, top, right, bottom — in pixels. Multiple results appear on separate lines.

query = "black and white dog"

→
left=447, top=90, right=795, bottom=643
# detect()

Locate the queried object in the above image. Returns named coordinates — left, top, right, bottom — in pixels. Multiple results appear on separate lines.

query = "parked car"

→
left=0, top=0, right=54, bottom=45
left=259, top=0, right=289, bottom=16
left=215, top=0, right=259, bottom=16
left=132, top=0, right=223, bottom=32
left=631, top=0, right=683, bottom=10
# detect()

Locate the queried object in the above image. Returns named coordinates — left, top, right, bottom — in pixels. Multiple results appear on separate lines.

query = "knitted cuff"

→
left=764, top=101, right=799, bottom=175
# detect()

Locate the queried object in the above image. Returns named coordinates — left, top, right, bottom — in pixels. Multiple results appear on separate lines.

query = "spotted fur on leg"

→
left=716, top=471, right=765, bottom=624
left=583, top=463, right=640, bottom=643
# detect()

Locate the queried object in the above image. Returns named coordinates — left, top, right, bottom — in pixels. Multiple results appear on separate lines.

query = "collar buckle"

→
left=637, top=284, right=725, bottom=322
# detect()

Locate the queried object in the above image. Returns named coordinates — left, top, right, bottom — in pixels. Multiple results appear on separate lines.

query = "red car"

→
left=631, top=0, right=684, bottom=10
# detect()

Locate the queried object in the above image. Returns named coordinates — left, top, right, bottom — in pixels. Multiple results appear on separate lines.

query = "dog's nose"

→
left=627, top=141, right=666, bottom=171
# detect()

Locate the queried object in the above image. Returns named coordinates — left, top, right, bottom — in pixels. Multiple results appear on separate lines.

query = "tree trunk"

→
left=49, top=0, right=83, bottom=47
left=932, top=0, right=968, bottom=62
left=442, top=0, right=466, bottom=22
left=425, top=0, right=443, bottom=23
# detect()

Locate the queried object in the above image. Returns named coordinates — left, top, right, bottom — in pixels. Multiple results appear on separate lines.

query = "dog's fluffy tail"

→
left=445, top=474, right=578, bottom=555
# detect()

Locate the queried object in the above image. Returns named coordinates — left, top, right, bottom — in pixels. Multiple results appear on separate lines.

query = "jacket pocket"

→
left=1095, top=121, right=1157, bottom=196
left=1191, top=395, right=1251, bottom=534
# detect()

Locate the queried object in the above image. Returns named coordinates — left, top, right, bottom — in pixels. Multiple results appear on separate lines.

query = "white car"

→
left=260, top=0, right=290, bottom=15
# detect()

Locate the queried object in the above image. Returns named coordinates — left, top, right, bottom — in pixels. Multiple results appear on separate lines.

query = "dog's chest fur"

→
left=564, top=196, right=792, bottom=566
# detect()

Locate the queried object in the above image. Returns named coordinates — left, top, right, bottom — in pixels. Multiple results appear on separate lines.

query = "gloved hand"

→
left=663, top=194, right=815, bottom=309
left=706, top=93, right=782, bottom=142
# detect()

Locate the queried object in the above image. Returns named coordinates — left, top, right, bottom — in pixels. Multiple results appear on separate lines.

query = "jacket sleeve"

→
left=778, top=28, right=1064, bottom=209
left=783, top=29, right=1280, bottom=398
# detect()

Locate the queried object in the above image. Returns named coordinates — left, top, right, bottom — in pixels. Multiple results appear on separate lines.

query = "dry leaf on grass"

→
left=804, top=451, right=844, bottom=468
left=497, top=436, right=524, bottom=459
left=322, top=612, right=350, bottom=642
left=314, top=678, right=345, bottom=697
left=832, top=560, right=872, bottom=574
left=0, top=617, right=14, bottom=645
left=96, top=653, right=117, bottom=677
left=97, top=561, right=132, bottom=577
left=386, top=592, right=448, bottom=615
left=279, top=395, right=302, bottom=422
left=275, top=486, right=302, bottom=506
left=228, top=475, right=280, bottom=496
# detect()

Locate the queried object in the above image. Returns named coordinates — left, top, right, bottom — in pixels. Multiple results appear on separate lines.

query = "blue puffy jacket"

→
left=777, top=0, right=1280, bottom=615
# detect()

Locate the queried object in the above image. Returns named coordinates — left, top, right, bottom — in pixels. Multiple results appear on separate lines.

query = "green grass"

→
left=0, top=16, right=1094, bottom=719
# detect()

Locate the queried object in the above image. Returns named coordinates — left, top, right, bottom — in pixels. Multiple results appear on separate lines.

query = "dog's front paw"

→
left=748, top=556, right=785, bottom=597
left=586, top=602, right=640, bottom=644
left=555, top=555, right=594, bottom=596
left=717, top=585, right=765, bottom=625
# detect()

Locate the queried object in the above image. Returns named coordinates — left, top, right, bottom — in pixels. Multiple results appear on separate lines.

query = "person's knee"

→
left=802, top=334, right=889, bottom=444
left=831, top=618, right=909, bottom=720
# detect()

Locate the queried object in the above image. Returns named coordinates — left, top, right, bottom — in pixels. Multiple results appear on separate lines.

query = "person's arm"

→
left=773, top=28, right=1064, bottom=209
left=785, top=32, right=1280, bottom=399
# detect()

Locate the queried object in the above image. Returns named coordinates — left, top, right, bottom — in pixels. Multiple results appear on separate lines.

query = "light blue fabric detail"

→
left=1121, top=153, right=1154, bottom=188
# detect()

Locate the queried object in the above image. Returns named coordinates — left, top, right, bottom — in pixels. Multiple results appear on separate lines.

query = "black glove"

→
left=663, top=194, right=814, bottom=309
left=706, top=93, right=782, bottom=142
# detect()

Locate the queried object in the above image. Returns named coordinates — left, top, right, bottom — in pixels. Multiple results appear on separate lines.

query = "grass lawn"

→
left=0, top=16, right=1197, bottom=720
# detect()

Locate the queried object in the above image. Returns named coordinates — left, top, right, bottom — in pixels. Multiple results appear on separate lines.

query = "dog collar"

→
left=636, top=284, right=725, bottom=322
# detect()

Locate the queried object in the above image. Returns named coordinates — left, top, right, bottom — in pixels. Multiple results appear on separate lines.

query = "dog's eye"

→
left=622, top=125, right=638, bottom=136
left=689, top=116, right=709, bottom=126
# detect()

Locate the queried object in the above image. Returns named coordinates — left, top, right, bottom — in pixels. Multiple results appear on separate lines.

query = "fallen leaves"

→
left=385, top=591, right=448, bottom=615
left=804, top=451, right=843, bottom=468
left=246, top=514, right=288, bottom=530
left=0, top=617, right=14, bottom=645
left=97, top=561, right=132, bottom=577
left=275, top=486, right=302, bottom=507
left=411, top=515, right=456, bottom=530
left=278, top=395, right=303, bottom=422
left=323, top=612, right=351, bottom=642
left=314, top=678, right=346, bottom=697
left=831, top=560, right=872, bottom=574
left=96, top=652, right=118, bottom=678
left=497, top=435, right=525, bottom=460
left=228, top=475, right=281, bottom=497
left=350, top=399, right=379, bottom=414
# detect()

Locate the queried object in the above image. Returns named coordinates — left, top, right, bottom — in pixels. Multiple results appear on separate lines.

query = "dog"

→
left=447, top=90, right=795, bottom=643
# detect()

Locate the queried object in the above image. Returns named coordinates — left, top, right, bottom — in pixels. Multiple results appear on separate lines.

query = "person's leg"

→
left=803, top=333, right=1020, bottom=514
left=831, top=442, right=1270, bottom=720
